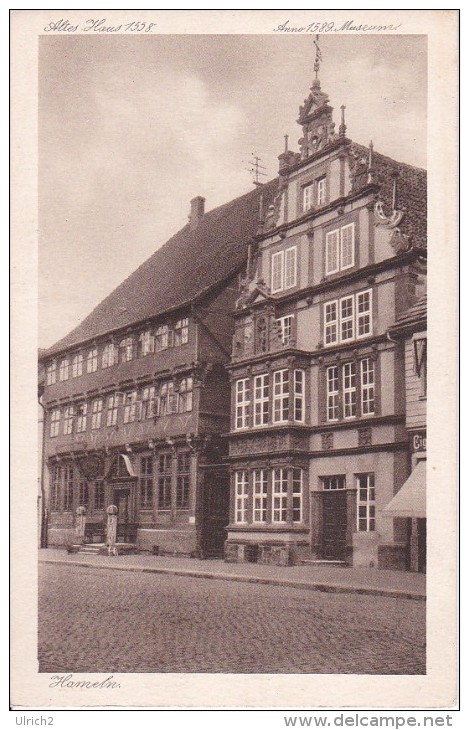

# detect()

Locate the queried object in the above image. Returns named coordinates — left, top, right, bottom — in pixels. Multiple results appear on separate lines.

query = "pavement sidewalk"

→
left=39, top=548, right=425, bottom=601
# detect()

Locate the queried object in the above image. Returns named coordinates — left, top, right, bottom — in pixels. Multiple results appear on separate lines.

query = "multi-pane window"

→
left=294, top=369, right=305, bottom=422
left=91, top=398, right=103, bottom=430
left=142, top=386, right=158, bottom=419
left=357, top=290, right=372, bottom=338
left=343, top=362, right=357, bottom=418
left=71, top=353, right=83, bottom=378
left=325, top=359, right=375, bottom=421
left=253, top=374, right=269, bottom=426
left=140, top=456, right=153, bottom=509
left=76, top=403, right=88, bottom=433
left=317, top=177, right=326, bottom=206
left=357, top=474, right=375, bottom=531
left=292, top=469, right=303, bottom=522
left=50, top=409, right=61, bottom=437
left=176, top=452, right=190, bottom=510
left=119, top=337, right=134, bottom=363
left=325, top=223, right=355, bottom=275
left=139, top=330, right=155, bottom=356
left=86, top=347, right=98, bottom=373
left=271, top=246, right=297, bottom=293
left=123, top=391, right=138, bottom=423
left=94, top=481, right=105, bottom=510
left=50, top=466, right=61, bottom=511
left=106, top=393, right=119, bottom=427
left=277, top=314, right=294, bottom=345
left=326, top=366, right=339, bottom=421
left=160, top=382, right=178, bottom=416
left=235, top=471, right=248, bottom=523
left=253, top=469, right=267, bottom=523
left=174, top=318, right=189, bottom=346
left=155, top=325, right=169, bottom=351
left=78, top=480, right=89, bottom=508
left=235, top=378, right=250, bottom=429
left=63, top=464, right=74, bottom=511
left=303, top=183, right=314, bottom=212
left=322, top=475, right=346, bottom=491
left=178, top=378, right=193, bottom=413
left=46, top=361, right=56, bottom=385
left=340, top=296, right=355, bottom=342
left=360, top=358, right=375, bottom=415
left=59, top=358, right=69, bottom=381
left=63, top=405, right=75, bottom=435
left=102, top=343, right=117, bottom=368
left=273, top=369, right=289, bottom=423
left=158, top=454, right=172, bottom=510
left=272, top=468, right=288, bottom=522
left=323, top=290, right=372, bottom=346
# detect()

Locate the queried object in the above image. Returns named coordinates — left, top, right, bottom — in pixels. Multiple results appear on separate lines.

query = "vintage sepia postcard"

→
left=10, top=9, right=458, bottom=711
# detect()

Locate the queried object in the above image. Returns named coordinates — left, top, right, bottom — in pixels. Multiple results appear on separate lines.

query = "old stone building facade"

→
left=39, top=183, right=276, bottom=556
left=225, top=75, right=426, bottom=569
left=39, top=56, right=427, bottom=571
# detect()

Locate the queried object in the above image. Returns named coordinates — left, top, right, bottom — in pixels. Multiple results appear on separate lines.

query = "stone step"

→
left=300, top=559, right=347, bottom=567
left=67, top=543, right=140, bottom=556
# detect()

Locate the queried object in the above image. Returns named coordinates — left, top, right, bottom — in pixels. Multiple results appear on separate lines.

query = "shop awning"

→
left=119, top=453, right=136, bottom=478
left=382, top=461, right=426, bottom=519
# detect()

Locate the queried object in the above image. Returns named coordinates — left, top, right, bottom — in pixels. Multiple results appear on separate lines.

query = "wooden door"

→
left=200, top=470, right=230, bottom=558
left=113, top=487, right=131, bottom=543
left=322, top=491, right=347, bottom=561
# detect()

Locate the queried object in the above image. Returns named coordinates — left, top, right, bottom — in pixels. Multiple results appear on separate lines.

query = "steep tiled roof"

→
left=350, top=144, right=427, bottom=249
left=42, top=180, right=278, bottom=359
left=388, top=294, right=427, bottom=336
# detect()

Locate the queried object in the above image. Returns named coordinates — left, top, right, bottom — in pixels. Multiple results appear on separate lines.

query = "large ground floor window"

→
left=233, top=466, right=306, bottom=526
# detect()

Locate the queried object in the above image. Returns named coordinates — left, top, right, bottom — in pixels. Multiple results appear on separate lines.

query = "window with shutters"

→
left=325, top=223, right=355, bottom=275
left=50, top=409, right=61, bottom=437
left=142, top=386, right=158, bottom=419
left=155, top=325, right=169, bottom=351
left=271, top=247, right=297, bottom=293
left=91, top=398, right=103, bottom=429
left=87, top=347, right=98, bottom=373
left=76, top=403, right=88, bottom=433
left=139, top=330, right=155, bottom=356
left=174, top=318, right=189, bottom=346
left=178, top=377, right=193, bottom=413
left=63, top=405, right=75, bottom=435
left=59, top=358, right=69, bottom=382
left=106, top=393, right=119, bottom=427
left=123, top=391, right=138, bottom=423
left=71, top=353, right=83, bottom=378
left=46, top=361, right=56, bottom=385
left=102, top=343, right=117, bottom=368
left=119, top=338, right=134, bottom=363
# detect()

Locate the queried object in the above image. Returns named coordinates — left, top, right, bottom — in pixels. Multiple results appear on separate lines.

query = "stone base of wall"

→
left=378, top=542, right=409, bottom=571
left=47, top=528, right=76, bottom=546
left=352, top=532, right=380, bottom=568
left=224, top=540, right=309, bottom=566
left=136, top=528, right=197, bottom=556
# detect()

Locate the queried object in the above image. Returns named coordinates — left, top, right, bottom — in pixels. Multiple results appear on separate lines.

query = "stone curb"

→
left=39, top=557, right=426, bottom=602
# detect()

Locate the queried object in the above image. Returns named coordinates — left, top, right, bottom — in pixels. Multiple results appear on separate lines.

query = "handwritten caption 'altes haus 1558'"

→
left=44, top=19, right=156, bottom=33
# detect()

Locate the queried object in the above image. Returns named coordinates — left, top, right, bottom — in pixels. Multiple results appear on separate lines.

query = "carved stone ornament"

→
left=321, top=432, right=334, bottom=451
left=374, top=201, right=405, bottom=229
left=76, top=454, right=105, bottom=480
left=358, top=427, right=372, bottom=448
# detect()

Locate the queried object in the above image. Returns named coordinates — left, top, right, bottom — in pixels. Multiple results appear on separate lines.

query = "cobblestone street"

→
left=39, top=563, right=425, bottom=674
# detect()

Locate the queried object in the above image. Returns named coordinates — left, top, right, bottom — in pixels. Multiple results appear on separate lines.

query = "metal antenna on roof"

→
left=246, top=153, right=268, bottom=187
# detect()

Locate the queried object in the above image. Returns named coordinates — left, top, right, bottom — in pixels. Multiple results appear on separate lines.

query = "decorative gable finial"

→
left=313, top=34, right=322, bottom=81
left=339, top=105, right=347, bottom=138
